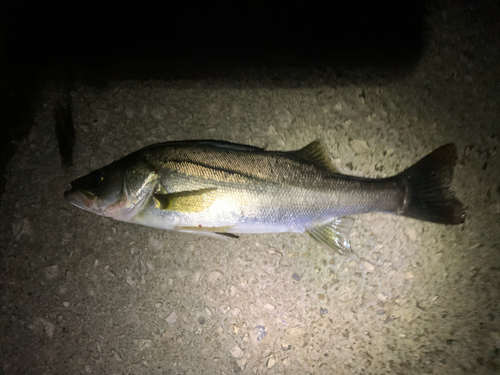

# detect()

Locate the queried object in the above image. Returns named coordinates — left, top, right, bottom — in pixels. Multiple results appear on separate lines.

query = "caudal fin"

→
left=398, top=144, right=465, bottom=224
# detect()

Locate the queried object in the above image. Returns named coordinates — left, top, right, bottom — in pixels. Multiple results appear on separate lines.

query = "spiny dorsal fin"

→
left=287, top=140, right=339, bottom=173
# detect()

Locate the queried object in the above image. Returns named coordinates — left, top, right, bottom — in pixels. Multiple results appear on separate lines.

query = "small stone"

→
left=282, top=358, right=290, bottom=366
left=292, top=273, right=301, bottom=281
left=192, top=271, right=201, bottom=283
left=229, top=345, right=243, bottom=358
left=37, top=318, right=55, bottom=338
left=264, top=303, right=275, bottom=311
left=377, top=293, right=388, bottom=302
left=232, top=324, right=240, bottom=334
left=198, top=317, right=205, bottom=325
left=363, top=261, right=375, bottom=272
left=45, top=265, right=59, bottom=280
left=406, top=271, right=415, bottom=279
left=405, top=228, right=417, bottom=242
left=125, top=108, right=134, bottom=118
left=236, top=358, right=247, bottom=368
left=350, top=139, right=370, bottom=154
left=133, top=339, right=151, bottom=349
left=155, top=302, right=162, bottom=309
left=231, top=307, right=241, bottom=317
left=267, top=356, right=276, bottom=368
left=126, top=275, right=135, bottom=286
left=62, top=301, right=70, bottom=308
left=112, top=350, right=123, bottom=362
left=208, top=271, right=223, bottom=284
left=377, top=310, right=387, bottom=315
left=166, top=311, right=177, bottom=325
left=204, top=306, right=212, bottom=316
left=229, top=285, right=237, bottom=297
left=281, top=342, right=291, bottom=351
left=320, top=307, right=328, bottom=316
left=255, top=325, right=267, bottom=342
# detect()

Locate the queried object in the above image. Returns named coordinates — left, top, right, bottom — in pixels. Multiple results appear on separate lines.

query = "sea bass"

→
left=64, top=140, right=465, bottom=254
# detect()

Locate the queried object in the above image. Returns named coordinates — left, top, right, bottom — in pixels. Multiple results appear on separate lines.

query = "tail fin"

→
left=398, top=144, right=465, bottom=224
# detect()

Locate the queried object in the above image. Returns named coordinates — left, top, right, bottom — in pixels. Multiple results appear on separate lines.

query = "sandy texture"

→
left=1, top=4, right=500, bottom=375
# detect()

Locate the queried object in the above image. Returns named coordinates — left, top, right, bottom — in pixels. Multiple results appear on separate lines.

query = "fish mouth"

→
left=64, top=188, right=98, bottom=212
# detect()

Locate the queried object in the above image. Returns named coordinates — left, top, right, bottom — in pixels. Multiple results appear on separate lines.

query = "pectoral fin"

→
left=306, top=217, right=355, bottom=255
left=154, top=188, right=217, bottom=212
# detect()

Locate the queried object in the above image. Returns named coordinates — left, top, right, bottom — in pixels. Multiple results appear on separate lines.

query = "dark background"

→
left=0, top=1, right=425, bottom=196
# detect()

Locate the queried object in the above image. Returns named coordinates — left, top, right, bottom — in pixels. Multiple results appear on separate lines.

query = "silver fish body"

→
left=65, top=140, right=464, bottom=254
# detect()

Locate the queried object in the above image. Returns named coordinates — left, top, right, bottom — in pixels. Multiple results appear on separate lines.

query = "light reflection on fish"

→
left=64, top=140, right=464, bottom=254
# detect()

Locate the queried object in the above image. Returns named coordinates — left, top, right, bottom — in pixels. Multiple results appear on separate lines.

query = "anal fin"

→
left=306, top=217, right=355, bottom=255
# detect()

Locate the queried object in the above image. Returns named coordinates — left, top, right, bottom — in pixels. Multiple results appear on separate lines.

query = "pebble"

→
left=165, top=311, right=177, bottom=325
left=45, top=265, right=59, bottom=280
left=229, top=285, right=237, bottom=297
left=155, top=302, right=162, bottom=309
left=37, top=318, right=55, bottom=338
left=282, top=358, right=290, bottom=366
left=229, top=345, right=244, bottom=358
left=320, top=307, right=328, bottom=316
left=406, top=271, right=415, bottom=279
left=267, top=356, right=276, bottom=369
left=236, top=358, right=247, bottom=368
left=62, top=301, right=70, bottom=308
left=264, top=303, right=275, bottom=311
left=377, top=293, right=388, bottom=302
left=405, top=228, right=417, bottom=242
left=126, top=275, right=135, bottom=286
left=204, top=306, right=212, bottom=316
left=231, top=307, right=241, bottom=317
left=281, top=342, right=291, bottom=351
left=363, top=261, right=375, bottom=272
left=192, top=271, right=201, bottom=284
left=208, top=271, right=222, bottom=283
left=350, top=139, right=370, bottom=154
left=255, top=325, right=267, bottom=341
left=292, top=273, right=301, bottom=281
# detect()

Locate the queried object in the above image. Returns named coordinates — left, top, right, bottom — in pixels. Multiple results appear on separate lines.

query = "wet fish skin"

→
left=64, top=140, right=464, bottom=254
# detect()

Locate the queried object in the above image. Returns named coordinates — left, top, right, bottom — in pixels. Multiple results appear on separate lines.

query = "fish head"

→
left=64, top=155, right=159, bottom=220
left=64, top=160, right=127, bottom=217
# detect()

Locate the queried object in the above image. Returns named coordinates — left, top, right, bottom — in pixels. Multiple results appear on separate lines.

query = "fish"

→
left=64, top=140, right=465, bottom=254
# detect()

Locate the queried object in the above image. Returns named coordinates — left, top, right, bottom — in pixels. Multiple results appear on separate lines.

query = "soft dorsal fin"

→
left=287, top=140, right=339, bottom=173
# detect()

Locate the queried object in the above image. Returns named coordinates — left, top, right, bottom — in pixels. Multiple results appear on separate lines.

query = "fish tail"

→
left=398, top=144, right=465, bottom=224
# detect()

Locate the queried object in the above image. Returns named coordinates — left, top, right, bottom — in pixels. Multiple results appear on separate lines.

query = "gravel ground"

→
left=1, top=3, right=500, bottom=375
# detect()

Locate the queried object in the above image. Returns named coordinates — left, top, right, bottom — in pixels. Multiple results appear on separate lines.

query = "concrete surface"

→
left=1, top=3, right=500, bottom=375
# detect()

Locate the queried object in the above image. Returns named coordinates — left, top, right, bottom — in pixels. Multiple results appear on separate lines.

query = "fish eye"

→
left=88, top=169, right=105, bottom=188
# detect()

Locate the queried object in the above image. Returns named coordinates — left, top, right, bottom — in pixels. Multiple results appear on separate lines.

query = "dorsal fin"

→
left=287, top=140, right=339, bottom=173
